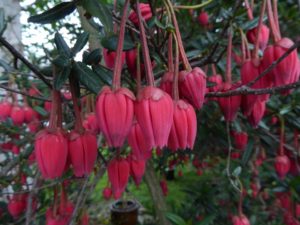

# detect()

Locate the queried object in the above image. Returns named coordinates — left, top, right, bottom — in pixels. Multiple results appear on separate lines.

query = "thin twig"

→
left=68, top=176, right=90, bottom=225
left=0, top=36, right=52, bottom=88
left=0, top=84, right=51, bottom=101
left=246, top=42, right=300, bottom=87
left=206, top=79, right=300, bottom=97
left=25, top=173, right=40, bottom=225
left=225, top=122, right=242, bottom=193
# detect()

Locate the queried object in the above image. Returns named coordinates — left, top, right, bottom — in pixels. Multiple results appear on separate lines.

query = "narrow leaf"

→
left=83, top=49, right=101, bottom=65
left=28, top=2, right=76, bottom=24
left=101, top=34, right=135, bottom=51
left=54, top=32, right=71, bottom=57
left=72, top=32, right=89, bottom=56
left=52, top=54, right=70, bottom=67
left=93, top=64, right=112, bottom=85
left=166, top=212, right=187, bottom=225
left=242, top=138, right=255, bottom=166
left=33, top=106, right=48, bottom=117
left=73, top=62, right=103, bottom=94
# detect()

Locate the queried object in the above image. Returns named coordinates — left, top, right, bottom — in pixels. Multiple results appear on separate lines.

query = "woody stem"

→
left=136, top=0, right=155, bottom=86
left=69, top=75, right=84, bottom=132
left=49, top=66, right=59, bottom=130
left=267, top=0, right=280, bottom=42
left=112, top=0, right=130, bottom=90
left=253, top=0, right=266, bottom=59
left=168, top=33, right=174, bottom=72
left=238, top=187, right=244, bottom=216
left=244, top=0, right=254, bottom=20
left=272, top=0, right=281, bottom=38
left=279, top=117, right=285, bottom=155
left=172, top=33, right=180, bottom=101
left=225, top=29, right=233, bottom=84
left=136, top=44, right=142, bottom=92
left=165, top=0, right=192, bottom=71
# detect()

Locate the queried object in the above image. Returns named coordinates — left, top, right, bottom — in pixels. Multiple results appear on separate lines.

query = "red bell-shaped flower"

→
left=159, top=71, right=174, bottom=96
left=128, top=121, right=152, bottom=160
left=8, top=194, right=27, bottom=219
left=261, top=38, right=298, bottom=87
left=126, top=48, right=145, bottom=79
left=44, top=101, right=52, bottom=113
left=232, top=131, right=248, bottom=151
left=197, top=11, right=209, bottom=27
left=274, top=154, right=291, bottom=179
left=28, top=119, right=40, bottom=133
left=208, top=74, right=223, bottom=93
left=179, top=67, right=207, bottom=109
left=247, top=99, right=266, bottom=128
left=83, top=113, right=100, bottom=134
left=218, top=82, right=241, bottom=122
left=103, top=48, right=126, bottom=69
left=246, top=24, right=270, bottom=50
left=207, top=74, right=223, bottom=102
left=128, top=156, right=146, bottom=186
left=232, top=215, right=251, bottom=225
left=107, top=158, right=130, bottom=199
left=168, top=100, right=197, bottom=151
left=102, top=187, right=112, bottom=200
left=128, top=3, right=152, bottom=26
left=24, top=106, right=38, bottom=123
left=46, top=187, right=74, bottom=225
left=10, top=105, right=25, bottom=126
left=35, top=129, right=68, bottom=179
left=135, top=86, right=173, bottom=148
left=240, top=60, right=269, bottom=115
left=0, top=100, right=12, bottom=120
left=95, top=86, right=135, bottom=148
left=68, top=130, right=98, bottom=177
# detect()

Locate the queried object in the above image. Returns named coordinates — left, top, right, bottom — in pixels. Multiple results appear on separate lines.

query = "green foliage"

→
left=28, top=1, right=76, bottom=24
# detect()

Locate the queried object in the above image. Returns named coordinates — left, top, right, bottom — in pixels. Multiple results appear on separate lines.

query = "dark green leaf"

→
left=73, top=62, right=103, bottom=94
left=101, top=34, right=135, bottom=51
left=93, top=64, right=112, bottom=85
left=52, top=54, right=71, bottom=67
left=54, top=66, right=71, bottom=90
left=33, top=106, right=48, bottom=117
left=166, top=212, right=187, bottom=225
left=28, top=2, right=76, bottom=24
left=54, top=32, right=71, bottom=57
left=72, top=32, right=89, bottom=56
left=241, top=138, right=255, bottom=166
left=83, top=49, right=102, bottom=65
left=40, top=66, right=53, bottom=77
left=81, top=0, right=112, bottom=33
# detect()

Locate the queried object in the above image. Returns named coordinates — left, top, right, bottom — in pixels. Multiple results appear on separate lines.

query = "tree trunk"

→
left=144, top=160, right=171, bottom=225
left=0, top=0, right=22, bottom=62
left=77, top=6, right=101, bottom=51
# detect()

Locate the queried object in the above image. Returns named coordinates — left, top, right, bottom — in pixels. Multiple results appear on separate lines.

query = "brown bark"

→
left=144, top=160, right=171, bottom=225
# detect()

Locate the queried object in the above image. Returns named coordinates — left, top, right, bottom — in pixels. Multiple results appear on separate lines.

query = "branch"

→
left=0, top=36, right=52, bottom=88
left=0, top=84, right=51, bottom=101
left=0, top=148, right=33, bottom=178
left=25, top=173, right=40, bottom=225
left=206, top=80, right=300, bottom=97
left=246, top=41, right=300, bottom=87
